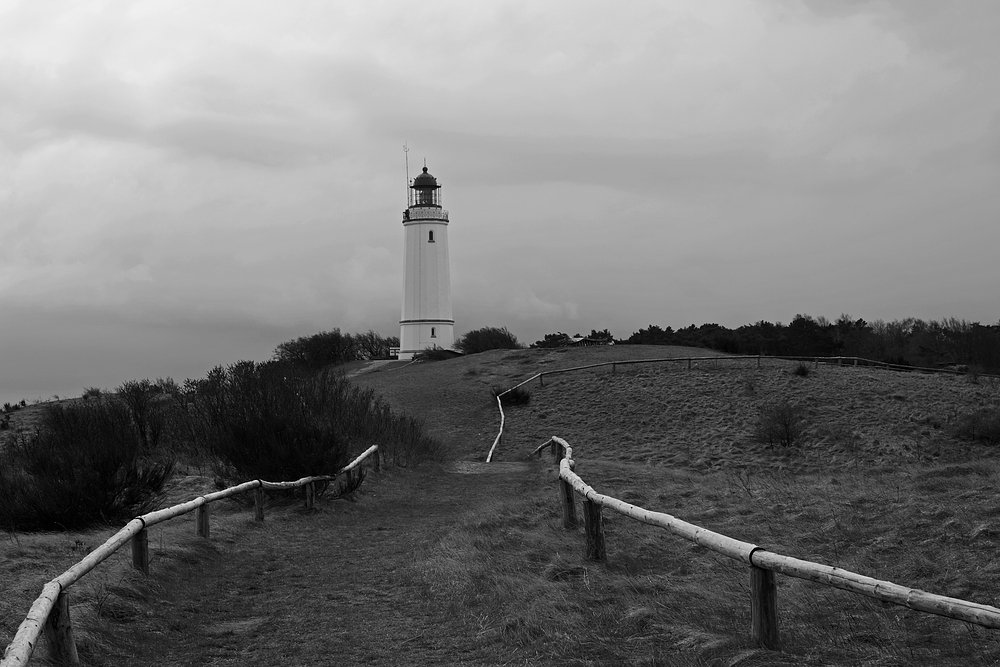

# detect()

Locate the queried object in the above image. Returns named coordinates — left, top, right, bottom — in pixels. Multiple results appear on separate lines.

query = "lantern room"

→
left=408, top=166, right=442, bottom=208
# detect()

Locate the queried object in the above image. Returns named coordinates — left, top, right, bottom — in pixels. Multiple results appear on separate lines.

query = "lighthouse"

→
left=398, top=165, right=454, bottom=360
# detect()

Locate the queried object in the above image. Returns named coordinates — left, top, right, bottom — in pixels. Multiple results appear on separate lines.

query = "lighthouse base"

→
left=399, top=320, right=455, bottom=360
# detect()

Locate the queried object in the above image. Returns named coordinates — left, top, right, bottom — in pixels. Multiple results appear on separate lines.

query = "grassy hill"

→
left=4, top=345, right=1000, bottom=665
left=351, top=345, right=1000, bottom=664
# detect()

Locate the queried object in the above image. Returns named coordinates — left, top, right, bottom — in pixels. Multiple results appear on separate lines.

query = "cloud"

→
left=2, top=0, right=1000, bottom=401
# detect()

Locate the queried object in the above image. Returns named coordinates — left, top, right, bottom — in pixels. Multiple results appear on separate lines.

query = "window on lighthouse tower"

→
left=428, top=230, right=435, bottom=243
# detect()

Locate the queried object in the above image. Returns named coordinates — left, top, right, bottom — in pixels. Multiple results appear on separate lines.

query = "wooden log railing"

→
left=1, top=445, right=380, bottom=667
left=488, top=354, right=997, bottom=462
left=531, top=436, right=1000, bottom=650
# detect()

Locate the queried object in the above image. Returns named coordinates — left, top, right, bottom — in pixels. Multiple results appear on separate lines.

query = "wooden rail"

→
left=486, top=395, right=504, bottom=463
left=530, top=436, right=1000, bottom=649
left=1, top=445, right=380, bottom=667
left=488, top=353, right=997, bottom=462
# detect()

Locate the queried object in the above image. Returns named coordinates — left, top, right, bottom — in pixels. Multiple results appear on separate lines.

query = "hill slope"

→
left=6, top=346, right=1000, bottom=666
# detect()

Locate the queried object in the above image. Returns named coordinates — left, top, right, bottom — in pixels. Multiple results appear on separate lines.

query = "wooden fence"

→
left=487, top=353, right=997, bottom=465
left=1, top=445, right=380, bottom=667
left=529, top=436, right=1000, bottom=649
left=497, top=353, right=998, bottom=403
left=485, top=352, right=999, bottom=649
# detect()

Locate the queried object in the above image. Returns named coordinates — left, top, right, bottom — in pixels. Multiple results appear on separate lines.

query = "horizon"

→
left=2, top=2, right=999, bottom=406
left=3, top=310, right=996, bottom=407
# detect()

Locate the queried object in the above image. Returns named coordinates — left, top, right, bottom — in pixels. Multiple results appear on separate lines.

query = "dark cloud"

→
left=2, top=1, right=999, bottom=400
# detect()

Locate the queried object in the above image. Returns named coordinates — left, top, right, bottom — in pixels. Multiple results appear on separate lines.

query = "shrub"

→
left=0, top=399, right=174, bottom=531
left=793, top=362, right=811, bottom=377
left=273, top=328, right=358, bottom=370
left=954, top=408, right=1000, bottom=445
left=417, top=346, right=455, bottom=362
left=118, top=379, right=165, bottom=450
left=493, top=385, right=531, bottom=407
left=185, top=361, right=444, bottom=484
left=82, top=387, right=103, bottom=400
left=455, top=327, right=523, bottom=354
left=754, top=400, right=807, bottom=448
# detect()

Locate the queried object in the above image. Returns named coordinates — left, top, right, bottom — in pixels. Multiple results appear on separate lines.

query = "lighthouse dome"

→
left=411, top=166, right=440, bottom=189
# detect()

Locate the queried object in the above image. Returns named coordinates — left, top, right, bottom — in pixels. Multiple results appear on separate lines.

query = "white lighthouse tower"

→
left=398, top=165, right=454, bottom=360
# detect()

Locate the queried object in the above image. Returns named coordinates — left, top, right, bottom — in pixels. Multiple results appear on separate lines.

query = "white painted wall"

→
left=399, top=207, right=454, bottom=359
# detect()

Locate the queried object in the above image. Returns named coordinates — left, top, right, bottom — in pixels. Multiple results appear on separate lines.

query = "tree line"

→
left=624, top=315, right=1000, bottom=373
left=273, top=328, right=399, bottom=370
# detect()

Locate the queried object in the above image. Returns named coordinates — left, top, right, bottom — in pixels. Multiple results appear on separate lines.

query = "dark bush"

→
left=455, top=327, right=523, bottom=354
left=493, top=385, right=531, bottom=407
left=793, top=363, right=811, bottom=377
left=273, top=328, right=358, bottom=370
left=754, top=400, right=807, bottom=448
left=186, top=361, right=444, bottom=485
left=417, top=346, right=456, bottom=362
left=954, top=408, right=1000, bottom=445
left=0, top=399, right=174, bottom=531
left=118, top=379, right=166, bottom=450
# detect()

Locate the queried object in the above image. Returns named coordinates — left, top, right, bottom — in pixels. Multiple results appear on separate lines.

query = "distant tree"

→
left=625, top=325, right=676, bottom=346
left=455, top=327, right=523, bottom=354
left=355, top=330, right=398, bottom=360
left=274, top=328, right=358, bottom=370
left=531, top=332, right=572, bottom=349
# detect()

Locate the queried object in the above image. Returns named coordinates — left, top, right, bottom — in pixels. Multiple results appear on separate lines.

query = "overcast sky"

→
left=2, top=1, right=998, bottom=403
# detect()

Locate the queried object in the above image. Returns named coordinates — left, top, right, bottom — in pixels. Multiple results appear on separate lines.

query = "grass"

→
left=357, top=346, right=1000, bottom=664
left=4, top=345, right=1000, bottom=665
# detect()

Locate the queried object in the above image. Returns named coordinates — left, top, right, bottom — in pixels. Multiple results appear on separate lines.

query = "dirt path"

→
left=107, top=461, right=544, bottom=667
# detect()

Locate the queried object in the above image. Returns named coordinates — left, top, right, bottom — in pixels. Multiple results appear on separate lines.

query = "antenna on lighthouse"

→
left=403, top=142, right=410, bottom=200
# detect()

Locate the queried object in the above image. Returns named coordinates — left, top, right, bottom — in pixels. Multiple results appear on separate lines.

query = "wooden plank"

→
left=583, top=499, right=606, bottom=562
left=560, top=478, right=577, bottom=529
left=342, top=445, right=379, bottom=473
left=486, top=396, right=504, bottom=463
left=196, top=504, right=210, bottom=538
left=560, top=461, right=758, bottom=562
left=304, top=481, right=314, bottom=509
left=1, top=581, right=61, bottom=667
left=253, top=486, right=265, bottom=522
left=750, top=550, right=1000, bottom=629
left=42, top=589, right=79, bottom=665
left=131, top=528, right=149, bottom=575
left=54, top=519, right=145, bottom=589
left=201, top=479, right=261, bottom=503
left=531, top=437, right=553, bottom=458
left=750, top=566, right=779, bottom=649
left=552, top=436, right=573, bottom=461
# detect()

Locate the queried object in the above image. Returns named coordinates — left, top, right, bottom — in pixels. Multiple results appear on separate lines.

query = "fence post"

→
left=131, top=527, right=149, bottom=575
left=688, top=358, right=692, bottom=370
left=560, top=478, right=577, bottom=529
left=345, top=469, right=356, bottom=499
left=757, top=354, right=761, bottom=368
left=304, top=481, right=315, bottom=509
left=582, top=499, right=606, bottom=561
left=750, top=566, right=780, bottom=649
left=196, top=503, right=210, bottom=538
left=43, top=589, right=79, bottom=665
left=550, top=440, right=561, bottom=462
left=539, top=373, right=544, bottom=387
left=612, top=363, right=616, bottom=374
left=254, top=486, right=265, bottom=522
left=373, top=447, right=381, bottom=472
